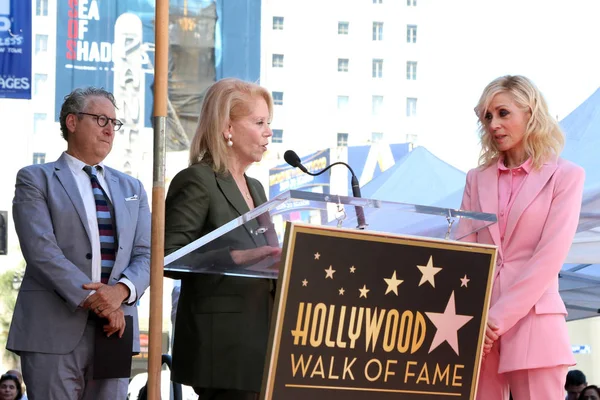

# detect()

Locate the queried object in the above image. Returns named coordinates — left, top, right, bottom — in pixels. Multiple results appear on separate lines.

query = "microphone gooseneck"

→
left=284, top=149, right=367, bottom=229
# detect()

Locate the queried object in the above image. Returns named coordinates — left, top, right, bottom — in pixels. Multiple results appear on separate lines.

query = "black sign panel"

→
left=262, top=224, right=496, bottom=399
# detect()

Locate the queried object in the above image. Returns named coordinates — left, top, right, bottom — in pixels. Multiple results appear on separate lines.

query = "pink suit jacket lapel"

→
left=503, top=159, right=558, bottom=245
left=477, top=165, right=503, bottom=260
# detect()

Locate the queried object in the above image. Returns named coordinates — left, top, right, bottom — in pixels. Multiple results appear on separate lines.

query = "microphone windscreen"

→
left=283, top=150, right=302, bottom=168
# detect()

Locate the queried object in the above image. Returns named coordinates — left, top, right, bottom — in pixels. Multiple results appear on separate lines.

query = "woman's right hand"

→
left=231, top=246, right=282, bottom=266
left=482, top=320, right=499, bottom=360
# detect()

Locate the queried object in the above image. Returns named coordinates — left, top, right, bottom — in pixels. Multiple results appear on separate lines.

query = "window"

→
left=406, top=61, right=417, bottom=80
left=338, top=58, right=349, bottom=72
left=36, top=0, right=48, bottom=16
left=407, top=25, right=417, bottom=43
left=273, top=16, right=284, bottom=30
left=35, top=34, right=48, bottom=54
left=33, top=113, right=47, bottom=134
left=337, top=96, right=349, bottom=112
left=272, top=129, right=283, bottom=143
left=33, top=73, right=48, bottom=95
left=371, top=132, right=384, bottom=143
left=338, top=21, right=349, bottom=35
left=272, top=91, right=284, bottom=106
left=372, top=22, right=384, bottom=41
left=337, top=133, right=349, bottom=147
left=372, top=96, right=384, bottom=116
left=372, top=59, right=383, bottom=78
left=406, top=98, right=417, bottom=117
left=407, top=0, right=417, bottom=5
left=272, top=54, right=284, bottom=68
left=33, top=152, right=46, bottom=165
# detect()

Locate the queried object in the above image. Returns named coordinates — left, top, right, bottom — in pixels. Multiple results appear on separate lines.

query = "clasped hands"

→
left=482, top=321, right=499, bottom=361
left=82, top=282, right=130, bottom=338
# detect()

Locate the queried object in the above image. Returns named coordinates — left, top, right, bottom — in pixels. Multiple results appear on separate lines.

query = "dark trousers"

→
left=194, top=388, right=259, bottom=400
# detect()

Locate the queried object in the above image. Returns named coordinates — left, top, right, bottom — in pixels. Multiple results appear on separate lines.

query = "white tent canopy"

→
left=556, top=88, right=600, bottom=320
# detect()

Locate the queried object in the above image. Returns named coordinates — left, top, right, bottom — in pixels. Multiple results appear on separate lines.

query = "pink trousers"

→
left=476, top=344, right=567, bottom=400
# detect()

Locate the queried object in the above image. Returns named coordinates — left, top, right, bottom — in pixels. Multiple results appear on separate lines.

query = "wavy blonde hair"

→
left=475, top=75, right=564, bottom=169
left=188, top=78, right=273, bottom=173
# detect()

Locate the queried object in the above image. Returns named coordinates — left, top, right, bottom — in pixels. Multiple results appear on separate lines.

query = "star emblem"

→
left=425, top=291, right=473, bottom=355
left=359, top=285, right=370, bottom=298
left=302, top=279, right=308, bottom=287
left=314, top=252, right=321, bottom=260
left=384, top=271, right=404, bottom=296
left=417, top=256, right=442, bottom=287
left=460, top=274, right=470, bottom=288
left=338, top=288, right=345, bottom=296
left=350, top=266, right=356, bottom=273
left=325, top=265, right=336, bottom=279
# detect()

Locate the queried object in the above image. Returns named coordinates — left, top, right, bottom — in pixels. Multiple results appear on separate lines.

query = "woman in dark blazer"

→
left=165, top=78, right=281, bottom=400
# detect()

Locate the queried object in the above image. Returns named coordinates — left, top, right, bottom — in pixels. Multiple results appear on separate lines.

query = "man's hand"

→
left=103, top=308, right=126, bottom=338
left=82, top=282, right=130, bottom=318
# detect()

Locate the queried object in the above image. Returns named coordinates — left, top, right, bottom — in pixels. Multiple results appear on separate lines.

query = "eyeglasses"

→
left=78, top=112, right=123, bottom=131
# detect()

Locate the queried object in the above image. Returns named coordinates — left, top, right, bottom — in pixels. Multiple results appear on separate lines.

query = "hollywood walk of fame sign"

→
left=261, top=223, right=497, bottom=400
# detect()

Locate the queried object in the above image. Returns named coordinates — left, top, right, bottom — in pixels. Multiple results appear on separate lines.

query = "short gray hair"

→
left=59, top=87, right=118, bottom=141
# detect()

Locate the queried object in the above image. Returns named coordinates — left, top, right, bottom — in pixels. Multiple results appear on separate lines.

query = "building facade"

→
left=260, top=0, right=421, bottom=162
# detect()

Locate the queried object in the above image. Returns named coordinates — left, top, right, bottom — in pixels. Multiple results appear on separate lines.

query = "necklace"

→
left=232, top=174, right=251, bottom=201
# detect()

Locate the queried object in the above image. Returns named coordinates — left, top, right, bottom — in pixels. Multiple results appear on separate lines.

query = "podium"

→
left=165, top=190, right=498, bottom=399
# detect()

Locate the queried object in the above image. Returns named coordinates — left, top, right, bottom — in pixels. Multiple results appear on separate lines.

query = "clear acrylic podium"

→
left=164, top=190, right=497, bottom=278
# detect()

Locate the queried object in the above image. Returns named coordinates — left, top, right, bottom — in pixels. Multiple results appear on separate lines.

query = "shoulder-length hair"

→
left=474, top=75, right=564, bottom=169
left=188, top=78, right=273, bottom=174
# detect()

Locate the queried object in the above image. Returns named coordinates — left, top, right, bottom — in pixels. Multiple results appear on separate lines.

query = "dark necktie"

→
left=83, top=165, right=116, bottom=284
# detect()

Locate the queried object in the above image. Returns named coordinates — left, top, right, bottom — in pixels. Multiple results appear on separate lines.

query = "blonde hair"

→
left=475, top=75, right=564, bottom=169
left=188, top=78, right=273, bottom=173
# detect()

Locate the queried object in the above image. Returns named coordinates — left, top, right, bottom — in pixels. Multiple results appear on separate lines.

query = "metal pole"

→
left=148, top=0, right=168, bottom=397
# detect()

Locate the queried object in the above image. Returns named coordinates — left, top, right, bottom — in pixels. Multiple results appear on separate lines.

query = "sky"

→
left=417, top=0, right=600, bottom=171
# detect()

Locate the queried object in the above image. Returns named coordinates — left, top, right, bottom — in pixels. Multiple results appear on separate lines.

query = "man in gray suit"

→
left=7, top=87, right=151, bottom=399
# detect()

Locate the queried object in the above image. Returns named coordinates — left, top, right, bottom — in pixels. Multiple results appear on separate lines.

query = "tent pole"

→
left=148, top=0, right=168, bottom=398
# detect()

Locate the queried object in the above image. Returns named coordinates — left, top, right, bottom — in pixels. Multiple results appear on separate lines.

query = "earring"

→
left=227, top=134, right=233, bottom=147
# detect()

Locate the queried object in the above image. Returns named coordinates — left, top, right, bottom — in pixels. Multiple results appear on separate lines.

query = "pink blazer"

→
left=460, top=157, right=584, bottom=373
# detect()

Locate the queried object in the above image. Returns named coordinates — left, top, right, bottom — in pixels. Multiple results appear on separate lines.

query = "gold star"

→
left=359, top=285, right=370, bottom=298
left=384, top=271, right=404, bottom=295
left=339, top=287, right=345, bottom=295
left=417, top=256, right=443, bottom=287
left=460, top=275, right=470, bottom=288
left=350, top=266, right=356, bottom=273
left=314, top=252, right=321, bottom=260
left=302, top=279, right=308, bottom=287
left=325, top=265, right=336, bottom=279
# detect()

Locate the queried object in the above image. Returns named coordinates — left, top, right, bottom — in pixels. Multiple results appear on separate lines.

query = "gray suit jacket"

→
left=7, top=153, right=151, bottom=354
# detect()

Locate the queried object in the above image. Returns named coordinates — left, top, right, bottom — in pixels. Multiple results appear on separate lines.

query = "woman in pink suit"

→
left=460, top=75, right=585, bottom=399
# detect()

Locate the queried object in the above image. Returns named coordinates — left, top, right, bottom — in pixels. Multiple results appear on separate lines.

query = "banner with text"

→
left=269, top=149, right=331, bottom=199
left=262, top=224, right=496, bottom=399
left=0, top=0, right=32, bottom=99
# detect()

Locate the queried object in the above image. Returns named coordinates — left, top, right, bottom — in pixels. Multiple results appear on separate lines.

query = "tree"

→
left=0, top=261, right=24, bottom=368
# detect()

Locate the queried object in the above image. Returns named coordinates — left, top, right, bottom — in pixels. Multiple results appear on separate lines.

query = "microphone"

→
left=283, top=150, right=308, bottom=173
left=283, top=150, right=367, bottom=229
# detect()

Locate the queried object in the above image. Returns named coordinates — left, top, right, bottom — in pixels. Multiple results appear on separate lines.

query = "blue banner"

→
left=0, top=0, right=32, bottom=99
left=54, top=0, right=156, bottom=124
left=54, top=0, right=217, bottom=127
